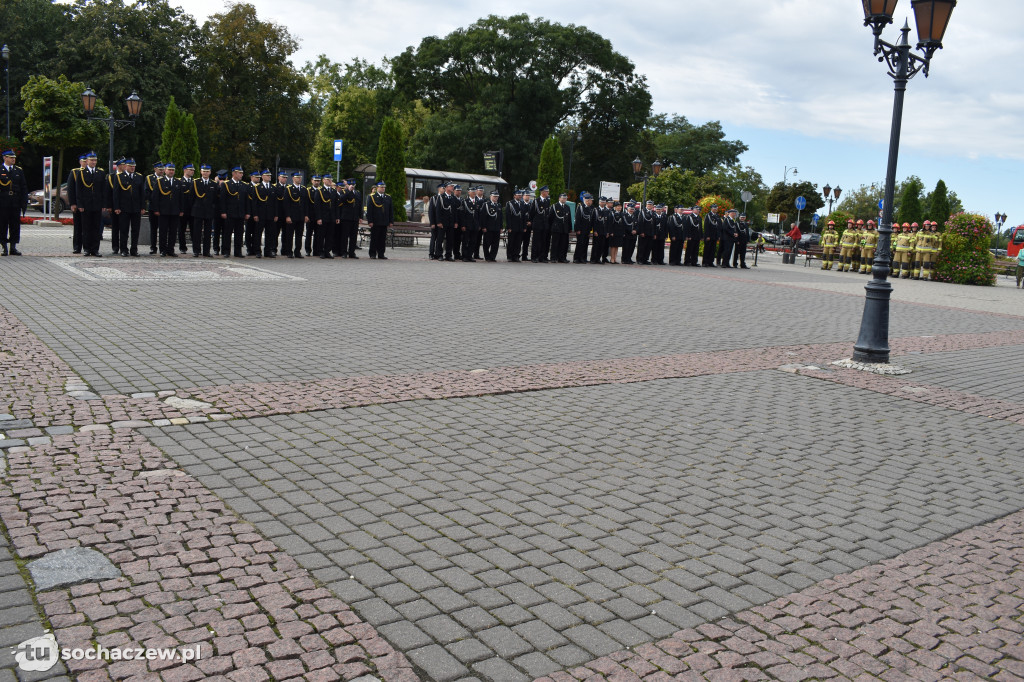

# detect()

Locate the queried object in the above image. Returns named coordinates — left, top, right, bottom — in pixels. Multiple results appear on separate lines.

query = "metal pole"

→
left=642, top=176, right=648, bottom=205
left=4, top=57, right=9, bottom=140
left=566, top=135, right=574, bottom=193
left=107, top=116, right=115, bottom=172
left=853, top=25, right=911, bottom=364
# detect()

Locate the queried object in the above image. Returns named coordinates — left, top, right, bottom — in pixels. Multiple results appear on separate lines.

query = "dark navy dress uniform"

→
left=365, top=184, right=393, bottom=259
left=111, top=160, right=145, bottom=256
left=0, top=152, right=28, bottom=255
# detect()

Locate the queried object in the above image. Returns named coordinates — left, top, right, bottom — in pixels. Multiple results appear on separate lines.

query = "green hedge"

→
left=933, top=212, right=996, bottom=286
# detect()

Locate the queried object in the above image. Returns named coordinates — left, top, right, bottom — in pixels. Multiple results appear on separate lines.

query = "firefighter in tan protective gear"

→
left=860, top=220, right=878, bottom=274
left=820, top=220, right=839, bottom=270
left=838, top=219, right=860, bottom=272
left=915, top=220, right=941, bottom=280
left=893, top=222, right=916, bottom=278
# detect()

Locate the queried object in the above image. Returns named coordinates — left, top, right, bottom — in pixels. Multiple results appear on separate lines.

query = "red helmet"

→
left=856, top=219, right=865, bottom=225
left=866, top=220, right=875, bottom=226
left=902, top=222, right=911, bottom=228
left=911, top=222, right=919, bottom=228
left=827, top=220, right=835, bottom=225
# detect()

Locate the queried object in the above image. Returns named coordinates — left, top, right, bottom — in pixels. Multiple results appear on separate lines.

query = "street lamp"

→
left=2, top=44, right=9, bottom=140
left=632, top=157, right=662, bottom=206
left=994, top=212, right=1006, bottom=231
left=782, top=166, right=798, bottom=185
left=853, top=0, right=956, bottom=365
left=822, top=183, right=842, bottom=215
left=82, top=87, right=143, bottom=171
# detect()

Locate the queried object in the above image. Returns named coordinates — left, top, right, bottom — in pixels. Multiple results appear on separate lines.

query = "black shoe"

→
left=294, top=253, right=303, bottom=259
left=287, top=254, right=295, bottom=258
left=265, top=254, right=277, bottom=258
left=93, top=252, right=103, bottom=258
left=150, top=249, right=157, bottom=254
left=531, top=258, right=538, bottom=263
left=10, top=248, right=22, bottom=256
left=444, top=257, right=454, bottom=262
left=193, top=253, right=201, bottom=258
left=167, top=252, right=178, bottom=258
left=255, top=253, right=262, bottom=258
left=72, top=249, right=82, bottom=255
left=741, top=265, right=750, bottom=269
left=348, top=254, right=358, bottom=259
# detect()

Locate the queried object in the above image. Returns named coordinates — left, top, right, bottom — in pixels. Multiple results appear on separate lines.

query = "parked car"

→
left=989, top=248, right=1007, bottom=257
left=403, top=198, right=429, bottom=223
left=28, top=183, right=69, bottom=213
left=798, top=233, right=821, bottom=247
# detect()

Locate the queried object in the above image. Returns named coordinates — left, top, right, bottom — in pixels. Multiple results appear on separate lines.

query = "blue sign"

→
left=333, top=139, right=343, bottom=162
left=878, top=199, right=884, bottom=210
left=795, top=196, right=806, bottom=210
left=812, top=214, right=819, bottom=225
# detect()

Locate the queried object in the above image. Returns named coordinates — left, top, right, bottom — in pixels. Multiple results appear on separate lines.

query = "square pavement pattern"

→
left=3, top=229, right=1024, bottom=681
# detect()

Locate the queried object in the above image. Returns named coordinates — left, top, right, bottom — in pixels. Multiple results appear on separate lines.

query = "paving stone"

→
left=27, top=548, right=122, bottom=591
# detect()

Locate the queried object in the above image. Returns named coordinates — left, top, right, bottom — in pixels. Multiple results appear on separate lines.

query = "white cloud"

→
left=169, top=0, right=1024, bottom=163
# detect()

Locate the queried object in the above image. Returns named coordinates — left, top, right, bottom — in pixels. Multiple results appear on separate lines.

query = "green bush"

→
left=933, top=212, right=996, bottom=286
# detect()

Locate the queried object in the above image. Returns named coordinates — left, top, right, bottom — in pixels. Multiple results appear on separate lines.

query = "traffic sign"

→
left=741, top=190, right=753, bottom=203
left=795, top=196, right=806, bottom=210
left=333, top=139, right=343, bottom=162
left=878, top=199, right=884, bottom=210
left=812, top=214, right=819, bottom=225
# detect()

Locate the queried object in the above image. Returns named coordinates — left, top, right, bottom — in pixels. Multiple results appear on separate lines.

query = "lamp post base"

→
left=852, top=278, right=893, bottom=363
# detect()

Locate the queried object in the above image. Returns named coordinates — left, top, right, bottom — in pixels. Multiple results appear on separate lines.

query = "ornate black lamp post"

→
left=994, top=212, right=1007, bottom=233
left=82, top=87, right=142, bottom=171
left=632, top=157, right=662, bottom=205
left=852, top=0, right=956, bottom=364
left=822, top=184, right=842, bottom=215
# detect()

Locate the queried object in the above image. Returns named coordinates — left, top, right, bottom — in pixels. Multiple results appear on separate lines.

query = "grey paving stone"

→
left=26, top=548, right=121, bottom=591
left=405, top=644, right=469, bottom=682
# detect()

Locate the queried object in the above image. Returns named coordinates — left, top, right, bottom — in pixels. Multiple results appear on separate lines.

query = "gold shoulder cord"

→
left=254, top=184, right=268, bottom=202
left=193, top=178, right=206, bottom=199
left=156, top=177, right=172, bottom=196
left=288, top=186, right=301, bottom=202
left=117, top=173, right=132, bottom=191
left=370, top=193, right=386, bottom=208
left=224, top=181, right=239, bottom=197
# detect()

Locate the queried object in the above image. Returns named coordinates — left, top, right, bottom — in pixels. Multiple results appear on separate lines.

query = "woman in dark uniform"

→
left=608, top=201, right=625, bottom=264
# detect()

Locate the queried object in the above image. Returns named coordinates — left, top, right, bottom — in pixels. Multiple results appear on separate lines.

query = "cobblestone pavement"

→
left=2, top=228, right=1024, bottom=681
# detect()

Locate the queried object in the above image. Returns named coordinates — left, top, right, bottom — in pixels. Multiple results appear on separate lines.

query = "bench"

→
left=387, top=221, right=433, bottom=247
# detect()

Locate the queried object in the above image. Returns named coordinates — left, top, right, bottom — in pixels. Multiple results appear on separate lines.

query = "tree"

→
left=626, top=167, right=698, bottom=207
left=302, top=55, right=393, bottom=120
left=376, top=117, right=407, bottom=221
left=158, top=97, right=199, bottom=171
left=310, top=86, right=379, bottom=177
left=699, top=164, right=769, bottom=229
left=643, top=114, right=748, bottom=176
left=0, top=0, right=70, bottom=153
left=537, top=137, right=565, bottom=200
left=836, top=183, right=885, bottom=222
left=393, top=14, right=650, bottom=188
left=193, top=3, right=312, bottom=171
left=54, top=0, right=200, bottom=163
left=766, top=181, right=824, bottom=231
left=894, top=175, right=924, bottom=226
left=20, top=75, right=109, bottom=216
left=924, top=179, right=952, bottom=225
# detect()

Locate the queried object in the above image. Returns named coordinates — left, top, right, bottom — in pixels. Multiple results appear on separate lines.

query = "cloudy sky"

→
left=174, top=0, right=1022, bottom=229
